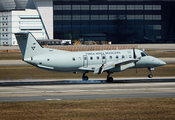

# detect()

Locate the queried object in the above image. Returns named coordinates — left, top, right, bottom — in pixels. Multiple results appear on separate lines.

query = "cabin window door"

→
left=83, top=55, right=88, bottom=67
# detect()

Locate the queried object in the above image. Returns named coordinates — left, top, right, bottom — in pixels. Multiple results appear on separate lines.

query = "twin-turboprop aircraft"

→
left=15, top=32, right=166, bottom=82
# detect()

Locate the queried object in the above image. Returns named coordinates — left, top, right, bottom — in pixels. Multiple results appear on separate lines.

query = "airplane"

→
left=15, top=32, right=166, bottom=82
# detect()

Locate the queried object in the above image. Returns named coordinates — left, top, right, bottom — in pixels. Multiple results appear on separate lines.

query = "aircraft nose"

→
left=157, top=59, right=166, bottom=66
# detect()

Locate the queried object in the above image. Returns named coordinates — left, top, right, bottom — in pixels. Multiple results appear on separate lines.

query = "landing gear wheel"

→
left=82, top=72, right=89, bottom=81
left=148, top=68, right=154, bottom=78
left=148, top=74, right=153, bottom=78
left=106, top=71, right=113, bottom=82
left=82, top=76, right=89, bottom=81
left=107, top=77, right=113, bottom=82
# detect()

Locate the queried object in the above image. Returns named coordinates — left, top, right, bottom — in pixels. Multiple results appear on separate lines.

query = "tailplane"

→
left=15, top=32, right=44, bottom=59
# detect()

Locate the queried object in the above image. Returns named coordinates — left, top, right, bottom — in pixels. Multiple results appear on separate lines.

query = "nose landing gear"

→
left=148, top=73, right=153, bottom=78
left=148, top=68, right=154, bottom=78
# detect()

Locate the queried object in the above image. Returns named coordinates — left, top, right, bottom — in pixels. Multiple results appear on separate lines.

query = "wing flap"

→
left=78, top=64, right=102, bottom=73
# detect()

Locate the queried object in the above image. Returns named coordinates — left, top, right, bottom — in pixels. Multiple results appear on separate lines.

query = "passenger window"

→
left=90, top=57, right=93, bottom=60
left=110, top=56, right=112, bottom=59
left=122, top=55, right=125, bottom=58
left=116, top=55, right=118, bottom=59
left=97, top=56, right=99, bottom=60
left=72, top=57, right=75, bottom=61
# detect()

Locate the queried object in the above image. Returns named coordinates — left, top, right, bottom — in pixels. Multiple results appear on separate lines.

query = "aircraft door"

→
left=101, top=54, right=106, bottom=64
left=83, top=55, right=88, bottom=67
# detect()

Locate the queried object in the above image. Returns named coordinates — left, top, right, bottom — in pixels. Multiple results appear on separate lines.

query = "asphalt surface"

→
left=1, top=93, right=175, bottom=102
left=0, top=60, right=28, bottom=65
left=0, top=78, right=175, bottom=102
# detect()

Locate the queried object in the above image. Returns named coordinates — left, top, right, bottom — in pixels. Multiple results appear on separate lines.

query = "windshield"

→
left=141, top=52, right=148, bottom=57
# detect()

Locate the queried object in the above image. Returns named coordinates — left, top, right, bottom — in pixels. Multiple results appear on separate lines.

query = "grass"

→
left=0, top=98, right=175, bottom=120
left=146, top=51, right=175, bottom=58
left=0, top=50, right=22, bottom=60
left=0, top=63, right=175, bottom=80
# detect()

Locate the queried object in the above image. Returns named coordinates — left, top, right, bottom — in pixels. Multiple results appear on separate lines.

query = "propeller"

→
left=133, top=48, right=137, bottom=59
left=133, top=48, right=138, bottom=74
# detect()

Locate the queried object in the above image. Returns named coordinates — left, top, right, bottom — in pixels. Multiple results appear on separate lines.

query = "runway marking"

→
left=45, top=99, right=62, bottom=101
left=1, top=88, right=175, bottom=94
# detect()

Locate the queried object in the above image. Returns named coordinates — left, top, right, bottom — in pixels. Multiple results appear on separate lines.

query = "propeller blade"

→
left=133, top=48, right=136, bottom=59
left=133, top=48, right=137, bottom=66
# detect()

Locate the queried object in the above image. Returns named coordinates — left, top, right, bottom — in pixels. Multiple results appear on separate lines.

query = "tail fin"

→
left=15, top=32, right=44, bottom=59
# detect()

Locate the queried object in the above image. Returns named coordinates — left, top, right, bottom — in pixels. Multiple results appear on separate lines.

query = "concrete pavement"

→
left=0, top=79, right=175, bottom=102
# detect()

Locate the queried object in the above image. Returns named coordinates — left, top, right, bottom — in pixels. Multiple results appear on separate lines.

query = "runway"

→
left=0, top=78, right=175, bottom=102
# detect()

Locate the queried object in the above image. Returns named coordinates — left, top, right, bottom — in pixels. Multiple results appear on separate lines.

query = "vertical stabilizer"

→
left=15, top=32, right=44, bottom=59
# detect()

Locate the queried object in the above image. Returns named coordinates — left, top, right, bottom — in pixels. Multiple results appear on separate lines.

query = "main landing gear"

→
left=82, top=72, right=89, bottom=81
left=148, top=68, right=154, bottom=78
left=107, top=71, right=113, bottom=82
left=82, top=71, right=114, bottom=82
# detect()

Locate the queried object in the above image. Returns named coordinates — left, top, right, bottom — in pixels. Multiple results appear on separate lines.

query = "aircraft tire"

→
left=148, top=74, right=153, bottom=78
left=83, top=76, right=88, bottom=81
left=107, top=77, right=113, bottom=82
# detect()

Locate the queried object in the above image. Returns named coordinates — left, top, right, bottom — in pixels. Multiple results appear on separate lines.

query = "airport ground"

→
left=0, top=44, right=175, bottom=119
left=0, top=80, right=175, bottom=120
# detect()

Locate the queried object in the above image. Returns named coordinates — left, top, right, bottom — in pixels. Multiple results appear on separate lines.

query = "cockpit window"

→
left=141, top=52, right=148, bottom=57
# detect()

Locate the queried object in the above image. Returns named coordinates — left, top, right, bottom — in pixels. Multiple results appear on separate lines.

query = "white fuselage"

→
left=24, top=49, right=166, bottom=73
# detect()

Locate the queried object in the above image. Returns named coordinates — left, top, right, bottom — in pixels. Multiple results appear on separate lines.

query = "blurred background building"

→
left=0, top=0, right=175, bottom=45
left=0, top=0, right=48, bottom=45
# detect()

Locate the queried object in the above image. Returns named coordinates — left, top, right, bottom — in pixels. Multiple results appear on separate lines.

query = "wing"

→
left=104, top=58, right=139, bottom=72
left=78, top=64, right=102, bottom=73
left=78, top=58, right=139, bottom=74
